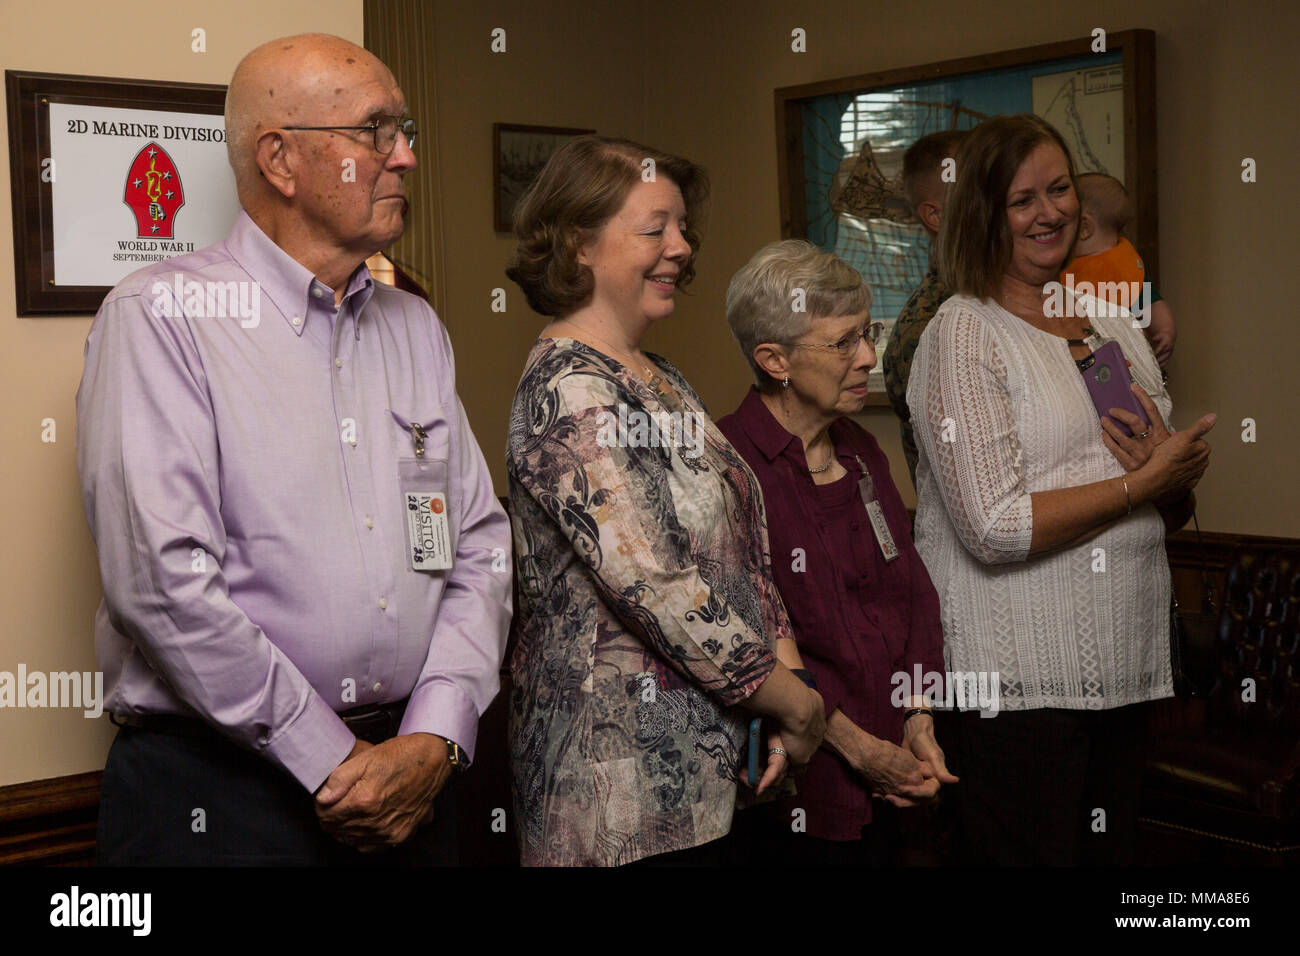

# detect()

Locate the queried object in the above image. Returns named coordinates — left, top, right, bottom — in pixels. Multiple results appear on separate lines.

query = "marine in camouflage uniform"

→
left=883, top=263, right=953, bottom=485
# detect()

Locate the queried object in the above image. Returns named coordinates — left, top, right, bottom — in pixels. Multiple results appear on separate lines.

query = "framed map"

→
left=775, top=31, right=1156, bottom=406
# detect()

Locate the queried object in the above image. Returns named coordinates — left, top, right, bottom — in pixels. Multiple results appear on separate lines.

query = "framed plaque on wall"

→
left=6, top=70, right=239, bottom=316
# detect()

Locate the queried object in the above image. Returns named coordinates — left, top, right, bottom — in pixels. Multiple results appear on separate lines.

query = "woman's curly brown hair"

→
left=505, top=135, right=709, bottom=317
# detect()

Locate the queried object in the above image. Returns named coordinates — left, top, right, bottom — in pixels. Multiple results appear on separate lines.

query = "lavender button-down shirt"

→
left=76, top=211, right=512, bottom=792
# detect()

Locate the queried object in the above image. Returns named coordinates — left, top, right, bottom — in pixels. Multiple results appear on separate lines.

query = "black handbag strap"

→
left=1189, top=510, right=1217, bottom=616
left=1170, top=507, right=1217, bottom=698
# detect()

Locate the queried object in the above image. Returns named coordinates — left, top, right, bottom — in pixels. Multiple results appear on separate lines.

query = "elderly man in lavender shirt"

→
left=76, top=34, right=512, bottom=864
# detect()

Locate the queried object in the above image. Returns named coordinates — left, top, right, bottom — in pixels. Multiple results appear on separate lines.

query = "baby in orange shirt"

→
left=1063, top=173, right=1176, bottom=367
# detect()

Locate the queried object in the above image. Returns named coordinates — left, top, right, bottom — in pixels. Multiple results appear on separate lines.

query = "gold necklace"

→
left=551, top=320, right=681, bottom=411
left=551, top=320, right=653, bottom=377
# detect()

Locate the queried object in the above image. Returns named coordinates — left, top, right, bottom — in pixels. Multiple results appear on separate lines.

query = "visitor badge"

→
left=855, top=455, right=899, bottom=563
left=865, top=500, right=900, bottom=563
left=404, top=491, right=453, bottom=571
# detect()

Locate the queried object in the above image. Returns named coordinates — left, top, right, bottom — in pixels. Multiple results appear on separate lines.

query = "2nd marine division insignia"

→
left=124, top=142, right=185, bottom=238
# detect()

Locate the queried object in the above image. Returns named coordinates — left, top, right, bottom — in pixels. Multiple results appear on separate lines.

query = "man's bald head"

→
left=224, top=33, right=396, bottom=203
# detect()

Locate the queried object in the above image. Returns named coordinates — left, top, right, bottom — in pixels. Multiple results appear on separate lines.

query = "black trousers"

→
left=625, top=834, right=733, bottom=867
left=726, top=801, right=900, bottom=866
left=946, top=702, right=1152, bottom=866
left=97, top=724, right=457, bottom=866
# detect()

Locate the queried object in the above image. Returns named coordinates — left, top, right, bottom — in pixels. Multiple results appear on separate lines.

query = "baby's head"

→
left=1072, top=173, right=1132, bottom=257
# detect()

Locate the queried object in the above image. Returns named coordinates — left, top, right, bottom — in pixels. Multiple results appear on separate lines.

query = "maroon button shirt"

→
left=717, top=388, right=944, bottom=840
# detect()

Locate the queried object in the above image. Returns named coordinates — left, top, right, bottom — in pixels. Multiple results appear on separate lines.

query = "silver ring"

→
left=1136, top=430, right=1151, bottom=439
left=768, top=747, right=787, bottom=757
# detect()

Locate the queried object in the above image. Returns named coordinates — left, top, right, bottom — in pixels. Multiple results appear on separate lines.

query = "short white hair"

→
left=725, top=239, right=871, bottom=387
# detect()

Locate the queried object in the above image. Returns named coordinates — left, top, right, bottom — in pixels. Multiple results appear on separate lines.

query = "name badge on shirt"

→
left=855, top=455, right=899, bottom=563
left=404, top=491, right=453, bottom=571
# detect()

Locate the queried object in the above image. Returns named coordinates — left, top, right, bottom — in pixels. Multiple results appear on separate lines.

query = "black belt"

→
left=337, top=698, right=409, bottom=743
left=111, top=698, right=409, bottom=746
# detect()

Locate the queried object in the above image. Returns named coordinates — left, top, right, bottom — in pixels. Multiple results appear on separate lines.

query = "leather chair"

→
left=1142, top=547, right=1300, bottom=863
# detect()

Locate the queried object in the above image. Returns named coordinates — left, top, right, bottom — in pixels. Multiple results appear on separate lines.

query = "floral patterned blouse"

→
left=506, top=337, right=789, bottom=866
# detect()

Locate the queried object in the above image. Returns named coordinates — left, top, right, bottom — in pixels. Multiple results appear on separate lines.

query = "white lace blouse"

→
left=907, top=293, right=1174, bottom=711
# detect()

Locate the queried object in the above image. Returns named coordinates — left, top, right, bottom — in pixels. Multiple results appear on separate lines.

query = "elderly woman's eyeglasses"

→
left=790, top=322, right=884, bottom=357
left=282, top=115, right=418, bottom=154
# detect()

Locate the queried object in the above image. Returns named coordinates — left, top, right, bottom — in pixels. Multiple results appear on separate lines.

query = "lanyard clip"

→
left=411, top=423, right=426, bottom=458
left=854, top=455, right=875, bottom=501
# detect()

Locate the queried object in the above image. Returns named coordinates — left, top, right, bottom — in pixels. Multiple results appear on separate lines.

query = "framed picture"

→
left=6, top=70, right=238, bottom=316
left=775, top=30, right=1156, bottom=406
left=493, top=123, right=594, bottom=233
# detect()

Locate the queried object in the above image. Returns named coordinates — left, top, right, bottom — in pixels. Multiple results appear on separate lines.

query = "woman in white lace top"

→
left=906, top=114, right=1216, bottom=864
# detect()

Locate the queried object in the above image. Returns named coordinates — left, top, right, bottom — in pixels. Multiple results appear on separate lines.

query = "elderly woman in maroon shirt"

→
left=717, top=239, right=956, bottom=865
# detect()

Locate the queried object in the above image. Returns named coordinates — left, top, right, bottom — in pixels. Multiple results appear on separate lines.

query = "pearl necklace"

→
left=806, top=440, right=834, bottom=474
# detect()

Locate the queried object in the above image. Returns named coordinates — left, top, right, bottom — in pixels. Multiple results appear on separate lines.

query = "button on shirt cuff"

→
left=399, top=679, right=481, bottom=764
left=262, top=693, right=356, bottom=793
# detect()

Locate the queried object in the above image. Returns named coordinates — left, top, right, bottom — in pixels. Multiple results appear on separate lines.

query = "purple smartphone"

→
left=1081, top=340, right=1150, bottom=437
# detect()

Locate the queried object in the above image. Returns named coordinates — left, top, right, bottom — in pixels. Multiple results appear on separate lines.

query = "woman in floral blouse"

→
left=504, top=135, right=825, bottom=866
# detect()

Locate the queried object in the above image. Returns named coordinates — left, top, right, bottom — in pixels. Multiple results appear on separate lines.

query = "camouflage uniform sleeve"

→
left=883, top=269, right=950, bottom=484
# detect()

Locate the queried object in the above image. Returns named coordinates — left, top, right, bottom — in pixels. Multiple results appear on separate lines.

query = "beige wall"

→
left=0, top=0, right=362, bottom=787
left=430, top=0, right=1299, bottom=541
left=3, top=0, right=1295, bottom=788
left=425, top=1, right=651, bottom=488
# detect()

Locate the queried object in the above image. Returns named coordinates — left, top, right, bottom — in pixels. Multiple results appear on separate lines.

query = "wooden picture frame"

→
left=774, top=30, right=1157, bottom=407
left=6, top=70, right=229, bottom=316
left=493, top=122, right=594, bottom=233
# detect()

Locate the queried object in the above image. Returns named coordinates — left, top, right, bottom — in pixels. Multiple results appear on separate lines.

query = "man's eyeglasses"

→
left=790, top=322, right=884, bottom=357
left=281, top=115, right=417, bottom=154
